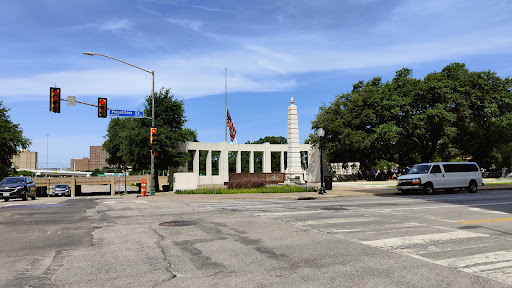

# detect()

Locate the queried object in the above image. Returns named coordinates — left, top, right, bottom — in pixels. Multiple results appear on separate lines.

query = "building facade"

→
left=89, top=146, right=110, bottom=170
left=70, top=157, right=90, bottom=171
left=12, top=149, right=38, bottom=170
left=69, top=146, right=111, bottom=171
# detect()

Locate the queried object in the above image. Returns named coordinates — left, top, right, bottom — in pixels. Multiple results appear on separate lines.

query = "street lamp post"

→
left=46, top=133, right=49, bottom=175
left=317, top=128, right=326, bottom=195
left=83, top=52, right=156, bottom=193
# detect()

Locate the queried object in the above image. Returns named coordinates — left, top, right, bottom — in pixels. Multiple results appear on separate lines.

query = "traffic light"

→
left=150, top=127, right=157, bottom=145
left=50, top=87, right=61, bottom=113
left=98, top=98, right=107, bottom=118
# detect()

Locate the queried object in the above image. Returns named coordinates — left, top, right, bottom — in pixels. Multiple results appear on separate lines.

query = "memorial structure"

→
left=174, top=98, right=321, bottom=190
left=285, top=97, right=304, bottom=185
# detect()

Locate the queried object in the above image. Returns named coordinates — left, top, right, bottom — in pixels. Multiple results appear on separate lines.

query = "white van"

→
left=396, top=162, right=483, bottom=194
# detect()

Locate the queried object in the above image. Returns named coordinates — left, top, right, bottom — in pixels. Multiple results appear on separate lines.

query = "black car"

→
left=0, top=176, right=37, bottom=202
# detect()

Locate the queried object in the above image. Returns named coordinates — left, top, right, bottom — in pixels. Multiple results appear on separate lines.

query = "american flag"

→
left=226, top=109, right=237, bottom=142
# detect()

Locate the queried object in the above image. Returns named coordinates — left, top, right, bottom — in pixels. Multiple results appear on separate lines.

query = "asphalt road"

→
left=0, top=190, right=511, bottom=287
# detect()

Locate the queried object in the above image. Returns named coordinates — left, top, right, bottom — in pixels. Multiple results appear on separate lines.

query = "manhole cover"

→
left=159, top=220, right=198, bottom=227
left=320, top=206, right=348, bottom=211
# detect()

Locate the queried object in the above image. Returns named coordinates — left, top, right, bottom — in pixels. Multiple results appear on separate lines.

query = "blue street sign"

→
left=109, top=109, right=144, bottom=118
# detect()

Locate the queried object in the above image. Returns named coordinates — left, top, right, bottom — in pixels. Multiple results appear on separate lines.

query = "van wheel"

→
left=22, top=191, right=28, bottom=201
left=424, top=183, right=434, bottom=194
left=468, top=180, right=478, bottom=193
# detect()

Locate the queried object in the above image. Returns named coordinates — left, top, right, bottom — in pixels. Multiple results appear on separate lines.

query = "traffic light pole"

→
left=150, top=71, right=155, bottom=195
left=83, top=52, right=156, bottom=195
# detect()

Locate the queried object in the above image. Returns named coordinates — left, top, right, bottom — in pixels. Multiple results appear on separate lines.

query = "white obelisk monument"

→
left=285, top=97, right=305, bottom=185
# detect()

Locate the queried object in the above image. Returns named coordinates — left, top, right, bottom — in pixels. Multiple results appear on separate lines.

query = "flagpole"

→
left=224, top=68, right=228, bottom=143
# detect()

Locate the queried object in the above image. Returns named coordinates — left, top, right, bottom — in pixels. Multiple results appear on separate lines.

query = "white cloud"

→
left=66, top=19, right=132, bottom=32
left=146, top=1, right=226, bottom=13
left=167, top=18, right=202, bottom=32
left=98, top=19, right=132, bottom=31
left=2, top=27, right=512, bottom=102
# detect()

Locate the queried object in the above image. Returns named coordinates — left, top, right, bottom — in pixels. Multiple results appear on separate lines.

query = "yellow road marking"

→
left=458, top=217, right=512, bottom=224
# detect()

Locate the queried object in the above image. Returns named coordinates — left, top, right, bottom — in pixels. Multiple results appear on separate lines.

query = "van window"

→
left=408, top=164, right=431, bottom=174
left=430, top=165, right=442, bottom=174
left=443, top=163, right=478, bottom=173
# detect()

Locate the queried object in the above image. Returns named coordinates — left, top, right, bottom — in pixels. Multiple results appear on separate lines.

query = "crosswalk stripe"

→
left=436, top=251, right=512, bottom=268
left=435, top=251, right=512, bottom=285
left=253, top=210, right=324, bottom=217
left=296, top=217, right=379, bottom=226
left=362, top=231, right=488, bottom=249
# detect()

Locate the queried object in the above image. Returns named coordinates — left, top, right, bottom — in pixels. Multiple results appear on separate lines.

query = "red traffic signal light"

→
left=150, top=127, right=157, bottom=145
left=49, top=87, right=61, bottom=113
left=98, top=98, right=107, bottom=118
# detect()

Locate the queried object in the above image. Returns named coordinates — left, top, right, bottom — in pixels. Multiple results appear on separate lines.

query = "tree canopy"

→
left=103, top=88, right=197, bottom=172
left=310, top=63, right=512, bottom=169
left=0, top=101, right=31, bottom=177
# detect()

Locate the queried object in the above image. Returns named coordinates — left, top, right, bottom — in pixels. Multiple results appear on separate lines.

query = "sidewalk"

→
left=140, top=179, right=512, bottom=201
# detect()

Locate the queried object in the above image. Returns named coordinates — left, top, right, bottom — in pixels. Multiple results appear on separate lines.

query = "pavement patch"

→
left=159, top=220, right=199, bottom=227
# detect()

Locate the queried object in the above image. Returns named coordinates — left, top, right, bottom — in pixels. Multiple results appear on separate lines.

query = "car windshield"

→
left=55, top=185, right=67, bottom=188
left=407, top=164, right=431, bottom=175
left=0, top=177, right=25, bottom=185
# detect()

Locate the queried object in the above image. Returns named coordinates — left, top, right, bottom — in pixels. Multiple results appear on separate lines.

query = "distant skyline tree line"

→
left=2, top=63, right=512, bottom=178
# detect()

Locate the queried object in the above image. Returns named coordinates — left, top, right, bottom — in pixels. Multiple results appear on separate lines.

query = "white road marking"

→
left=254, top=210, right=324, bottom=217
left=436, top=251, right=512, bottom=268
left=468, top=207, right=508, bottom=214
left=436, top=251, right=512, bottom=285
left=362, top=231, right=489, bottom=249
left=374, top=201, right=512, bottom=211
left=296, top=217, right=379, bottom=226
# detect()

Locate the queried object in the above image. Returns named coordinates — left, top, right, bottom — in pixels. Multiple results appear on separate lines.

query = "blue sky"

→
left=2, top=0, right=512, bottom=169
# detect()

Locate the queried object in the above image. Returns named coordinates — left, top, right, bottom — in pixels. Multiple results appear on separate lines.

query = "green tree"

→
left=310, top=63, right=512, bottom=170
left=446, top=65, right=512, bottom=168
left=0, top=101, right=31, bottom=177
left=103, top=88, right=197, bottom=175
left=310, top=77, right=400, bottom=169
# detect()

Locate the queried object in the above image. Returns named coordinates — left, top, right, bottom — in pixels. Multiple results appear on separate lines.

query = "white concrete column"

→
left=263, top=142, right=271, bottom=173
left=280, top=151, right=285, bottom=173
left=236, top=151, right=241, bottom=173
left=221, top=149, right=229, bottom=183
left=193, top=150, right=199, bottom=181
left=206, top=150, right=212, bottom=180
left=249, top=151, right=254, bottom=173
left=308, top=145, right=321, bottom=182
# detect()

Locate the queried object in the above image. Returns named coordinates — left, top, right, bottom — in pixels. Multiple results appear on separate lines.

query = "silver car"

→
left=51, top=184, right=71, bottom=197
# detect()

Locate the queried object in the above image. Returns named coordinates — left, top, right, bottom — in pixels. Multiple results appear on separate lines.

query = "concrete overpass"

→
left=27, top=169, right=92, bottom=177
left=33, top=175, right=169, bottom=197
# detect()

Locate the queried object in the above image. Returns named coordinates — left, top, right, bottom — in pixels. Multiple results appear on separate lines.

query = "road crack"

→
left=152, top=227, right=177, bottom=287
